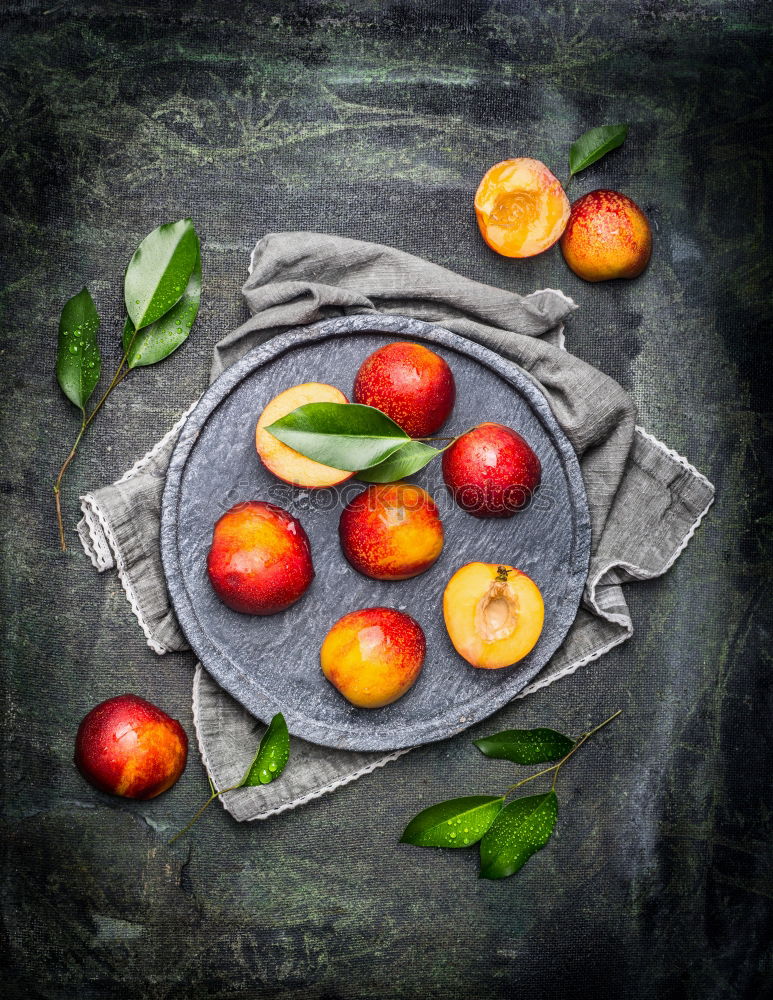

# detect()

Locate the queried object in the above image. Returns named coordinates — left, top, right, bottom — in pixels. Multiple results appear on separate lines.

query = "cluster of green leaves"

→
left=55, top=219, right=202, bottom=548
left=266, top=402, right=444, bottom=481
left=169, top=713, right=290, bottom=846
left=400, top=715, right=619, bottom=880
left=568, top=124, right=629, bottom=178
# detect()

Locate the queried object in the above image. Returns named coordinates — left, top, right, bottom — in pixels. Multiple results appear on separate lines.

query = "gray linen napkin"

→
left=78, top=232, right=714, bottom=821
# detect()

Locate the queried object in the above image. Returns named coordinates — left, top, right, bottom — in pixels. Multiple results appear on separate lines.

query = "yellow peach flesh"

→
left=443, top=562, right=544, bottom=669
left=256, top=382, right=353, bottom=488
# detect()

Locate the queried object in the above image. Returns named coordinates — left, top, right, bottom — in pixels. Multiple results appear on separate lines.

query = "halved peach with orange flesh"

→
left=256, top=383, right=354, bottom=488
left=443, top=562, right=544, bottom=669
left=475, top=158, right=570, bottom=258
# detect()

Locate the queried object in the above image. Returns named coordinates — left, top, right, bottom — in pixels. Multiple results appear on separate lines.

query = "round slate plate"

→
left=161, top=314, right=590, bottom=752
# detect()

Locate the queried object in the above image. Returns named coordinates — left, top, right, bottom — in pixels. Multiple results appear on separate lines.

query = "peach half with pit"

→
left=256, top=383, right=354, bottom=488
left=443, top=563, right=544, bottom=669
left=353, top=341, right=456, bottom=438
left=320, top=608, right=426, bottom=708
left=339, top=483, right=444, bottom=581
left=207, top=500, right=314, bottom=615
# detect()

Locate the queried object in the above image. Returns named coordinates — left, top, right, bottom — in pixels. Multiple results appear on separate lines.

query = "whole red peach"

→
left=560, top=189, right=652, bottom=282
left=339, top=483, right=444, bottom=581
left=207, top=501, right=314, bottom=614
left=320, top=608, right=426, bottom=708
left=74, top=694, right=188, bottom=799
left=442, top=422, right=541, bottom=518
left=353, top=342, right=456, bottom=437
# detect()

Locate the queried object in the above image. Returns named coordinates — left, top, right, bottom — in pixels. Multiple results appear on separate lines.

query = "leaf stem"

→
left=53, top=343, right=133, bottom=551
left=503, top=709, right=621, bottom=798
left=84, top=356, right=129, bottom=430
left=53, top=411, right=87, bottom=551
left=167, top=783, right=239, bottom=847
left=417, top=423, right=482, bottom=451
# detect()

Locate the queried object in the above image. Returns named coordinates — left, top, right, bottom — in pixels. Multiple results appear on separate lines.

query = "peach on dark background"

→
left=207, top=500, right=314, bottom=614
left=475, top=157, right=571, bottom=258
left=442, top=422, right=541, bottom=518
left=353, top=341, right=456, bottom=438
left=560, top=189, right=652, bottom=282
left=74, top=694, right=188, bottom=800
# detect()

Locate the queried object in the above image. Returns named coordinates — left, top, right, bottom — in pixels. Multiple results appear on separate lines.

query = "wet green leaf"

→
left=479, top=791, right=557, bottom=879
left=474, top=728, right=574, bottom=765
left=357, top=440, right=440, bottom=482
left=400, top=795, right=504, bottom=848
left=56, top=287, right=101, bottom=410
left=239, top=713, right=289, bottom=787
left=569, top=124, right=629, bottom=177
left=124, top=218, right=199, bottom=330
left=266, top=402, right=410, bottom=471
left=123, top=250, right=201, bottom=368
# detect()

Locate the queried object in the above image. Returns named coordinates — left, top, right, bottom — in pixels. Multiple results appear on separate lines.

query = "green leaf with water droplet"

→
left=357, top=440, right=440, bottom=483
left=474, top=728, right=573, bottom=765
left=124, top=218, right=199, bottom=330
left=267, top=402, right=410, bottom=471
left=56, top=287, right=101, bottom=411
left=479, top=791, right=557, bottom=879
left=238, top=713, right=289, bottom=787
left=123, top=249, right=201, bottom=368
left=400, top=795, right=504, bottom=848
left=569, top=124, right=629, bottom=177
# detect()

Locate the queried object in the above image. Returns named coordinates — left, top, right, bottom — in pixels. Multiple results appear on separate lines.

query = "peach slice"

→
left=443, top=562, right=544, bottom=669
left=256, top=383, right=354, bottom=488
left=475, top=158, right=570, bottom=258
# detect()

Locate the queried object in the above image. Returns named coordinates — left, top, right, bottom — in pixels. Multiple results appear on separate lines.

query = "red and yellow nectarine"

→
left=320, top=608, right=426, bottom=708
left=353, top=342, right=456, bottom=438
left=560, top=189, right=652, bottom=282
left=339, top=483, right=444, bottom=580
left=443, top=563, right=544, bottom=669
left=74, top=694, right=188, bottom=799
left=442, top=422, right=541, bottom=518
left=207, top=500, right=314, bottom=614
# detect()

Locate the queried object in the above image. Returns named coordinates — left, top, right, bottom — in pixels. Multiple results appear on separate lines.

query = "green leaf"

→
left=238, top=713, right=290, bottom=787
left=124, top=218, right=199, bottom=330
left=479, top=791, right=557, bottom=879
left=56, top=287, right=101, bottom=411
left=474, top=728, right=574, bottom=765
left=123, top=250, right=201, bottom=368
left=400, top=795, right=504, bottom=848
left=569, top=124, right=629, bottom=177
left=357, top=440, right=440, bottom=483
left=266, top=402, right=410, bottom=472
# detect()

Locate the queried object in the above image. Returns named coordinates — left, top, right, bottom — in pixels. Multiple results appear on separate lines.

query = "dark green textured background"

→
left=1, top=2, right=771, bottom=997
